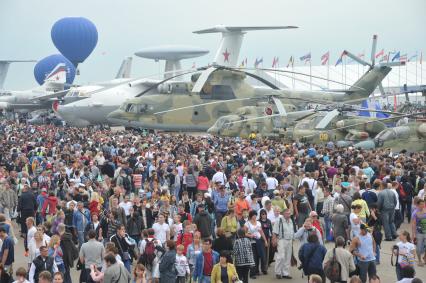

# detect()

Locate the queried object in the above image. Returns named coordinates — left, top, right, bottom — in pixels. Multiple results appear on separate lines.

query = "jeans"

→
left=358, top=260, right=376, bottom=283
left=77, top=230, right=85, bottom=249
left=250, top=240, right=266, bottom=276
left=236, top=265, right=250, bottom=283
left=400, top=200, right=412, bottom=223
left=64, top=264, right=72, bottom=283
left=375, top=244, right=381, bottom=264
left=324, top=215, right=332, bottom=241
left=215, top=211, right=226, bottom=229
left=380, top=209, right=396, bottom=239
left=123, top=259, right=132, bottom=272
left=200, top=275, right=211, bottom=283
left=416, top=232, right=426, bottom=256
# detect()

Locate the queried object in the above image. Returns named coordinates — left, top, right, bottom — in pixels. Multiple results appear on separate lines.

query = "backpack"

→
left=398, top=183, right=407, bottom=200
left=139, top=239, right=156, bottom=268
left=324, top=248, right=342, bottom=282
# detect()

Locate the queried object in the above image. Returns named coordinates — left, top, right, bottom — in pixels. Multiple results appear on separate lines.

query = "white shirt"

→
left=391, top=189, right=400, bottom=210
left=243, top=177, right=257, bottom=193
left=418, top=189, right=425, bottom=199
left=266, top=177, right=278, bottom=191
left=152, top=222, right=170, bottom=244
left=245, top=221, right=262, bottom=240
left=212, top=171, right=227, bottom=185
left=27, top=226, right=37, bottom=244
left=350, top=213, right=361, bottom=239
left=119, top=201, right=133, bottom=216
left=396, top=241, right=416, bottom=264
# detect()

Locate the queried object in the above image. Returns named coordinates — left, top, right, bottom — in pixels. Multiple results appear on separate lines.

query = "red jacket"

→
left=42, top=196, right=58, bottom=217
left=177, top=232, right=193, bottom=254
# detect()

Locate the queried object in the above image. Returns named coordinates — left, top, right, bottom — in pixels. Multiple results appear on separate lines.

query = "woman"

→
left=211, top=251, right=238, bottom=283
left=350, top=205, right=362, bottom=239
left=298, top=233, right=327, bottom=282
left=51, top=210, right=65, bottom=235
left=185, top=167, right=198, bottom=200
left=244, top=210, right=268, bottom=278
left=186, top=231, right=202, bottom=279
left=394, top=231, right=416, bottom=280
left=197, top=171, right=209, bottom=195
left=293, top=185, right=312, bottom=228
left=28, top=231, right=45, bottom=267
left=53, top=272, right=64, bottom=283
left=315, top=181, right=325, bottom=216
left=12, top=267, right=30, bottom=283
left=351, top=192, right=370, bottom=223
left=213, top=228, right=233, bottom=255
left=411, top=198, right=426, bottom=266
left=233, top=228, right=255, bottom=283
left=332, top=204, right=349, bottom=242
left=89, top=192, right=102, bottom=216
left=133, top=263, right=146, bottom=283
left=48, top=235, right=65, bottom=274
left=259, top=208, right=273, bottom=268
left=159, top=240, right=177, bottom=283
left=221, top=208, right=237, bottom=242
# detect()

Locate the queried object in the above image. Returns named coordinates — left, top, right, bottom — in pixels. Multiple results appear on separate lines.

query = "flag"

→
left=380, top=54, right=389, bottom=63
left=286, top=56, right=294, bottom=68
left=254, top=57, right=263, bottom=68
left=399, top=54, right=407, bottom=62
left=391, top=51, right=400, bottom=62
left=375, top=49, right=384, bottom=58
left=408, top=53, right=418, bottom=62
left=321, top=52, right=329, bottom=65
left=239, top=57, right=247, bottom=67
left=299, top=52, right=311, bottom=64
left=335, top=51, right=345, bottom=66
left=272, top=56, right=279, bottom=68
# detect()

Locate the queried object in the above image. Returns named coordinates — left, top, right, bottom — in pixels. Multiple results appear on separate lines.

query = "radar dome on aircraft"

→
left=34, top=54, right=76, bottom=85
left=51, top=17, right=98, bottom=67
left=135, top=45, right=209, bottom=61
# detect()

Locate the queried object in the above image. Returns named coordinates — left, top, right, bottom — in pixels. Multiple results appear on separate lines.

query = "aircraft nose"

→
left=207, top=126, right=218, bottom=135
left=107, top=110, right=126, bottom=124
left=353, top=140, right=376, bottom=149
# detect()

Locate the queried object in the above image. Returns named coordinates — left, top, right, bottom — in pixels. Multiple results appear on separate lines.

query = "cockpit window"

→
left=0, top=92, right=12, bottom=96
left=200, top=85, right=236, bottom=100
left=125, top=104, right=135, bottom=112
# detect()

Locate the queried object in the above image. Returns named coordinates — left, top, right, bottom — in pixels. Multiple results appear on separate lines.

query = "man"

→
left=0, top=181, right=18, bottom=220
left=29, top=246, right=58, bottom=283
left=321, top=187, right=334, bottom=241
left=0, top=226, right=14, bottom=274
left=266, top=172, right=279, bottom=192
left=324, top=236, right=356, bottom=282
left=103, top=253, right=131, bottom=283
left=73, top=201, right=91, bottom=248
left=193, top=239, right=220, bottom=283
left=193, top=204, right=213, bottom=239
left=58, top=223, right=77, bottom=283
left=350, top=224, right=377, bottom=283
left=137, top=199, right=154, bottom=230
left=213, top=186, right=229, bottom=227
left=272, top=209, right=294, bottom=279
left=110, top=225, right=133, bottom=272
left=334, top=186, right=352, bottom=219
left=17, top=184, right=37, bottom=236
left=84, top=213, right=103, bottom=241
left=80, top=229, right=105, bottom=283
left=377, top=181, right=397, bottom=240
left=294, top=218, right=323, bottom=245
left=38, top=271, right=53, bottom=283
left=242, top=173, right=257, bottom=195
left=111, top=197, right=127, bottom=226
left=211, top=166, right=227, bottom=186
left=152, top=213, right=170, bottom=245
left=26, top=217, right=38, bottom=252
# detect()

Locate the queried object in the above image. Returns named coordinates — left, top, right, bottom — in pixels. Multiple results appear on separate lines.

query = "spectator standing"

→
left=80, top=229, right=105, bottom=283
left=349, top=224, right=377, bottom=283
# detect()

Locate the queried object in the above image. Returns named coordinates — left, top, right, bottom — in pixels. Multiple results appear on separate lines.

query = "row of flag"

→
left=238, top=51, right=423, bottom=68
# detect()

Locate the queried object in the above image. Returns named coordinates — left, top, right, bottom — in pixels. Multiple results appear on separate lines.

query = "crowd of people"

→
left=0, top=120, right=425, bottom=283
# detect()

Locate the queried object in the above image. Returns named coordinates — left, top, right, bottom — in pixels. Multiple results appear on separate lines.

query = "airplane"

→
left=0, top=60, right=37, bottom=89
left=107, top=34, right=396, bottom=132
left=0, top=63, right=67, bottom=112
left=55, top=26, right=296, bottom=127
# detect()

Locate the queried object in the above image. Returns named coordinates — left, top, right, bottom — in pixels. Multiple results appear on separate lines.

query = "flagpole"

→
left=292, top=57, right=295, bottom=89
left=309, top=52, right=312, bottom=91
left=344, top=55, right=347, bottom=90
left=327, top=54, right=330, bottom=89
left=415, top=53, right=418, bottom=85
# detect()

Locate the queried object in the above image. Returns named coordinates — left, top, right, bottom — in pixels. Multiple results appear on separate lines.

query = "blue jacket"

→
left=73, top=209, right=91, bottom=232
left=193, top=250, right=220, bottom=281
left=213, top=193, right=230, bottom=213
left=298, top=242, right=327, bottom=276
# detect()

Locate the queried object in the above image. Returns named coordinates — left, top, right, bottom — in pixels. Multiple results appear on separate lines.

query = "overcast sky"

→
left=1, top=0, right=425, bottom=89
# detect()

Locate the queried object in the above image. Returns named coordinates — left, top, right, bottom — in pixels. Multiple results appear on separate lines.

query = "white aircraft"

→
left=0, top=60, right=37, bottom=89
left=0, top=63, right=67, bottom=111
left=54, top=25, right=296, bottom=127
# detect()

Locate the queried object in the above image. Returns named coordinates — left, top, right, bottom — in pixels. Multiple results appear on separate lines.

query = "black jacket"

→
left=32, top=255, right=55, bottom=283
left=127, top=214, right=142, bottom=237
left=213, top=236, right=233, bottom=254
left=60, top=232, right=78, bottom=268
left=17, top=191, right=37, bottom=212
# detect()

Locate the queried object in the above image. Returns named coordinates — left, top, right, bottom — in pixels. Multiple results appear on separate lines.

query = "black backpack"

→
left=324, top=248, right=342, bottom=282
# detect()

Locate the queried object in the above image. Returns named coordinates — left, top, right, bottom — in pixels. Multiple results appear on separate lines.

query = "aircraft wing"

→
left=30, top=89, right=70, bottom=102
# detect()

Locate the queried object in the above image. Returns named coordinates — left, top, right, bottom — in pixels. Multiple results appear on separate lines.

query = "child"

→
left=177, top=220, right=194, bottom=254
left=175, top=244, right=190, bottom=283
left=171, top=214, right=183, bottom=241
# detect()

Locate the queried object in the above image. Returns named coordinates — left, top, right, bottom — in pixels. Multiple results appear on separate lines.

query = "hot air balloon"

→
left=34, top=54, right=76, bottom=85
left=51, top=17, right=98, bottom=67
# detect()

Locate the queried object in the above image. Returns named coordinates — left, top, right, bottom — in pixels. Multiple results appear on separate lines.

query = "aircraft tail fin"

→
left=346, top=65, right=391, bottom=100
left=40, top=63, right=67, bottom=92
left=115, top=57, right=132, bottom=79
left=0, top=60, right=37, bottom=89
left=193, top=25, right=297, bottom=67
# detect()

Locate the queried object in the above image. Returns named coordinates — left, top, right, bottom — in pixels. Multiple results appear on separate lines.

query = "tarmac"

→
left=11, top=221, right=426, bottom=283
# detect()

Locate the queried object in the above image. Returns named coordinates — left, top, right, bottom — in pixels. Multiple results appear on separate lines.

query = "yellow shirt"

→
left=211, top=263, right=237, bottom=283
left=221, top=215, right=237, bottom=234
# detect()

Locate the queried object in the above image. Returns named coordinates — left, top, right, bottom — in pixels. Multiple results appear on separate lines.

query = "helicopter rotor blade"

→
left=314, top=109, right=340, bottom=129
